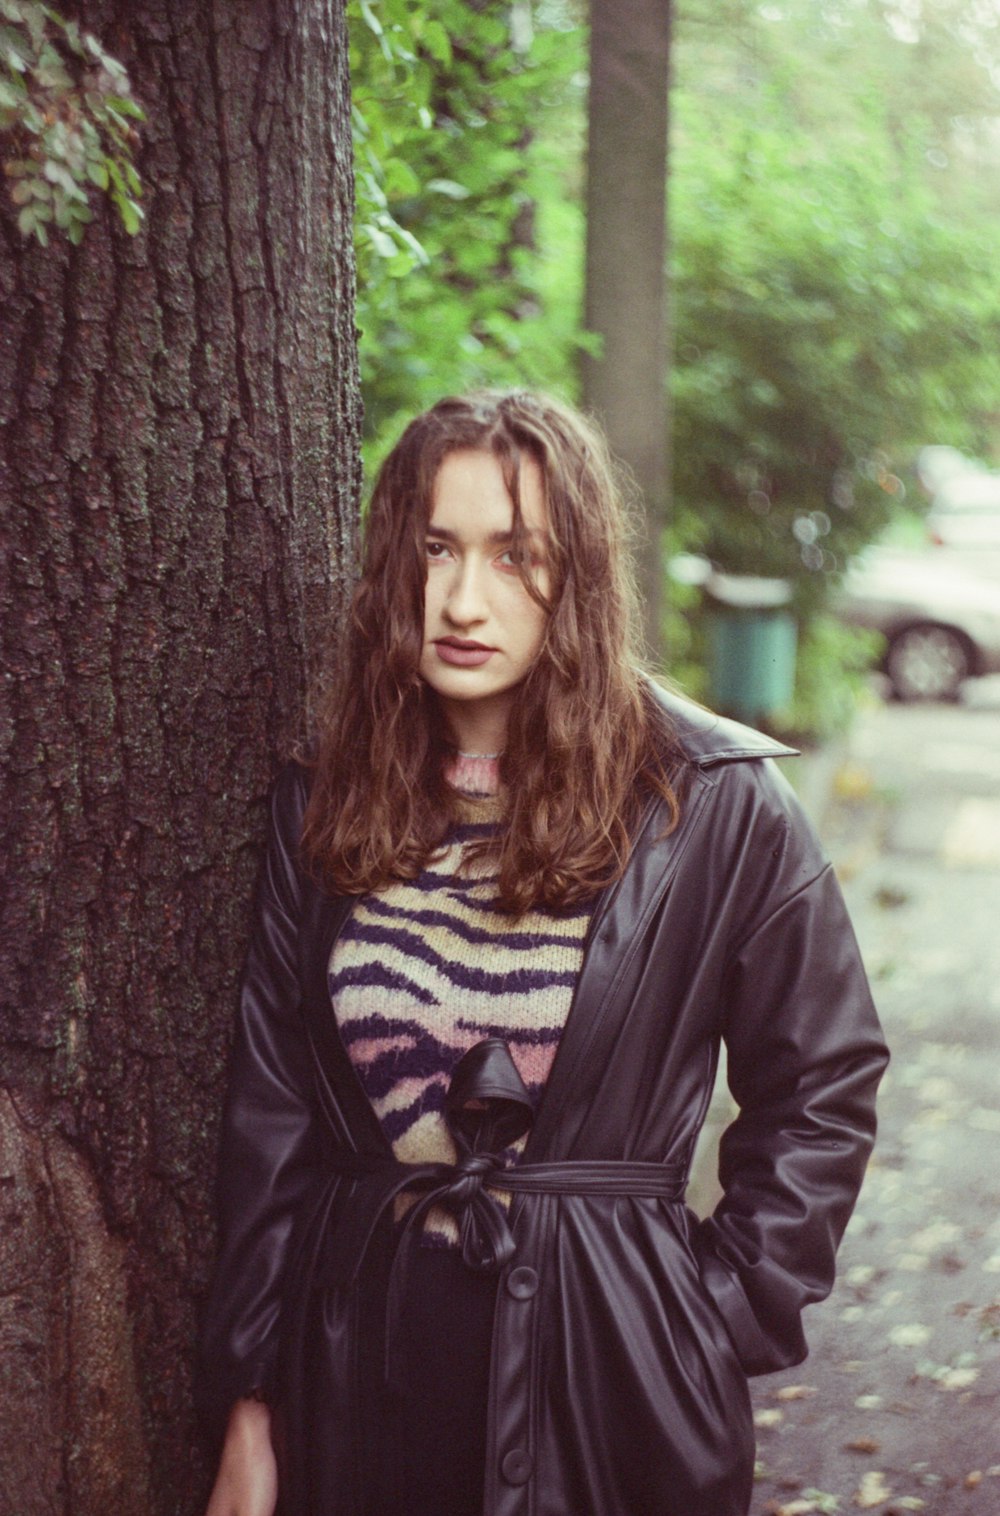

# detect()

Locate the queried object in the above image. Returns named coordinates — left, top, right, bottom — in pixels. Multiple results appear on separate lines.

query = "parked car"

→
left=836, top=546, right=1000, bottom=701
left=925, top=471, right=1000, bottom=551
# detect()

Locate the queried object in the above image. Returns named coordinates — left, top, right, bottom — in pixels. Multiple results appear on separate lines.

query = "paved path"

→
left=747, top=683, right=1000, bottom=1515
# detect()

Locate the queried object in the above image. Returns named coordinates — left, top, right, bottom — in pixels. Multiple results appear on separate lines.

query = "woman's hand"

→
left=205, top=1398, right=278, bottom=1516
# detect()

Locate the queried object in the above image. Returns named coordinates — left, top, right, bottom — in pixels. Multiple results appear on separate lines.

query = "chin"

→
left=428, top=675, right=497, bottom=703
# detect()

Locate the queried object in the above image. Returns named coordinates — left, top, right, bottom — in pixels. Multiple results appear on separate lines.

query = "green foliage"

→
left=670, top=1, right=1000, bottom=599
left=348, top=0, right=586, bottom=478
left=349, top=0, right=1000, bottom=736
left=0, top=0, right=143, bottom=245
left=665, top=0, right=1000, bottom=733
left=783, top=615, right=883, bottom=744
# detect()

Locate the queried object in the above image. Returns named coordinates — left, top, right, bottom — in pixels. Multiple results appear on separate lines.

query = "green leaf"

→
left=61, top=19, right=83, bottom=56
left=426, top=177, right=471, bottom=200
left=0, top=70, right=26, bottom=106
left=1, top=33, right=28, bottom=70
left=34, top=39, right=69, bottom=87
left=358, top=0, right=383, bottom=38
left=367, top=224, right=399, bottom=258
left=420, top=21, right=452, bottom=66
left=42, top=158, right=78, bottom=192
left=86, top=158, right=109, bottom=189
left=118, top=197, right=142, bottom=234
left=382, top=157, right=420, bottom=197
left=105, top=92, right=144, bottom=121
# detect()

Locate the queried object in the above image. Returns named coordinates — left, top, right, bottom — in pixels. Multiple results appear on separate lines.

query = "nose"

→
left=444, top=555, right=489, bottom=628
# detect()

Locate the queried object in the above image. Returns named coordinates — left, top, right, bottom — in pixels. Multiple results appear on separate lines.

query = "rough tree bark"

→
left=0, top=4, right=360, bottom=1513
left=582, top=0, right=672, bottom=663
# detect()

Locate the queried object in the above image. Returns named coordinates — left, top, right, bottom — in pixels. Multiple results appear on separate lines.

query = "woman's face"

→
left=419, top=447, right=550, bottom=747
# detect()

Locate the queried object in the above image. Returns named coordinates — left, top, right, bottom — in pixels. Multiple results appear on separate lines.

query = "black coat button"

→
left=506, top=1265, right=539, bottom=1300
left=501, top=1448, right=533, bottom=1485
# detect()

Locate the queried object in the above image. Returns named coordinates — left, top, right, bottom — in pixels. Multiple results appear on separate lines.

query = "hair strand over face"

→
left=302, top=390, right=682, bottom=914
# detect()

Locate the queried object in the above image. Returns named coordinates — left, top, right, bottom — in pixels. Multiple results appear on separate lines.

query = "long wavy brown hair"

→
left=302, top=390, right=682, bottom=914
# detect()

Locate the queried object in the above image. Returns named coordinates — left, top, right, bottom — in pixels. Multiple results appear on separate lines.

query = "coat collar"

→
left=645, top=681, right=799, bottom=767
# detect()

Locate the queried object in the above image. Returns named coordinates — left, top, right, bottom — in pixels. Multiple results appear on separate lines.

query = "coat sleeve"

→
left=197, top=763, right=323, bottom=1432
left=696, top=762, right=889, bottom=1376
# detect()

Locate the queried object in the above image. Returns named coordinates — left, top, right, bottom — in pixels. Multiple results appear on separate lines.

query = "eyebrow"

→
left=425, top=525, right=547, bottom=545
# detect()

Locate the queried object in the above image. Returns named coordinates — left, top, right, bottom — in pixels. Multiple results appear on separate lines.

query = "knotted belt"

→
left=320, top=1038, right=687, bottom=1383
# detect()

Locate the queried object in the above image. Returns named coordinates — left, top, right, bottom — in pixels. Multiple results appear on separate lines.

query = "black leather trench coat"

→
left=199, top=691, right=888, bottom=1516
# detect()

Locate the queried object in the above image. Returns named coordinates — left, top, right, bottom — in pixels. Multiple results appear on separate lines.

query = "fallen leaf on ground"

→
left=889, top=1323, right=932, bottom=1348
left=846, top=1436, right=881, bottom=1454
left=856, top=1470, right=892, bottom=1508
left=907, top=1220, right=960, bottom=1251
left=937, top=1365, right=979, bottom=1390
left=754, top=1408, right=784, bottom=1429
left=835, top=763, right=874, bottom=800
left=964, top=1471, right=983, bottom=1489
left=775, top=1385, right=818, bottom=1401
left=854, top=1393, right=883, bottom=1410
left=768, top=1494, right=841, bottom=1516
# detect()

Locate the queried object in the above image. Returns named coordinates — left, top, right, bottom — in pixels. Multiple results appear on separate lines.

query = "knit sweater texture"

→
left=328, top=755, right=592, bottom=1243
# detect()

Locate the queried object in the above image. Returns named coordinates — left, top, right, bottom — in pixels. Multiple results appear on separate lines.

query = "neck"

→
left=436, top=692, right=512, bottom=756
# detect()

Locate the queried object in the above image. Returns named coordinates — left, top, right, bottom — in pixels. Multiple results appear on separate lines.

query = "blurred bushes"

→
left=349, top=0, right=1000, bottom=738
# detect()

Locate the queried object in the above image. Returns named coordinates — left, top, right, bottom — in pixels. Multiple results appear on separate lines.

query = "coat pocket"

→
left=537, top=1195, right=755, bottom=1515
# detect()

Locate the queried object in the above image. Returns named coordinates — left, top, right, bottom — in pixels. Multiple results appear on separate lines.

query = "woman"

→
left=200, top=391, right=887, bottom=1516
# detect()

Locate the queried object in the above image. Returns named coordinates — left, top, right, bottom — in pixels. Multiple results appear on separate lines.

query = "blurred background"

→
left=351, top=0, right=1000, bottom=741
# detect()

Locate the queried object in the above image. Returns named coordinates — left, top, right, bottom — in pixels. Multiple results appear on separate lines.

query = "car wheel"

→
left=885, top=623, right=971, bottom=701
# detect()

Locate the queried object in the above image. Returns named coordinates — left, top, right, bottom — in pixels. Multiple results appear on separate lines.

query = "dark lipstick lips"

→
left=432, top=636, right=497, bottom=667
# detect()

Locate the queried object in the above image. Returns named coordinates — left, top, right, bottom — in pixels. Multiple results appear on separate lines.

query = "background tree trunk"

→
left=0, top=3, right=360, bottom=1512
left=582, top=0, right=672, bottom=663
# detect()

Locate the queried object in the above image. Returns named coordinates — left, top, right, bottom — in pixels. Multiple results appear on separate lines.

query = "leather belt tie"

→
left=321, top=1038, right=687, bottom=1386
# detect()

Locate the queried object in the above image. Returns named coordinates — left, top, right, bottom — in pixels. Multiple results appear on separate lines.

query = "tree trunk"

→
left=582, top=0, right=672, bottom=663
left=0, top=4, right=360, bottom=1512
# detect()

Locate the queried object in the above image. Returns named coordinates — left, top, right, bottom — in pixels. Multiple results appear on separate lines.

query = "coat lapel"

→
left=523, top=772, right=713, bottom=1160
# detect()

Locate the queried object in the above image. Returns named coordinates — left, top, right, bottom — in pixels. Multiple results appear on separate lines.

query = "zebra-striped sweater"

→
left=328, top=755, right=593, bottom=1244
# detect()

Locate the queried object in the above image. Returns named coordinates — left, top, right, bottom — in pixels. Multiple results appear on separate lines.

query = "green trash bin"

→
left=704, top=573, right=797, bottom=725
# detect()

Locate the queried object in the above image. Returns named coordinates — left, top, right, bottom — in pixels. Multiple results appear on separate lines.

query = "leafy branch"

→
left=0, top=0, right=144, bottom=245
